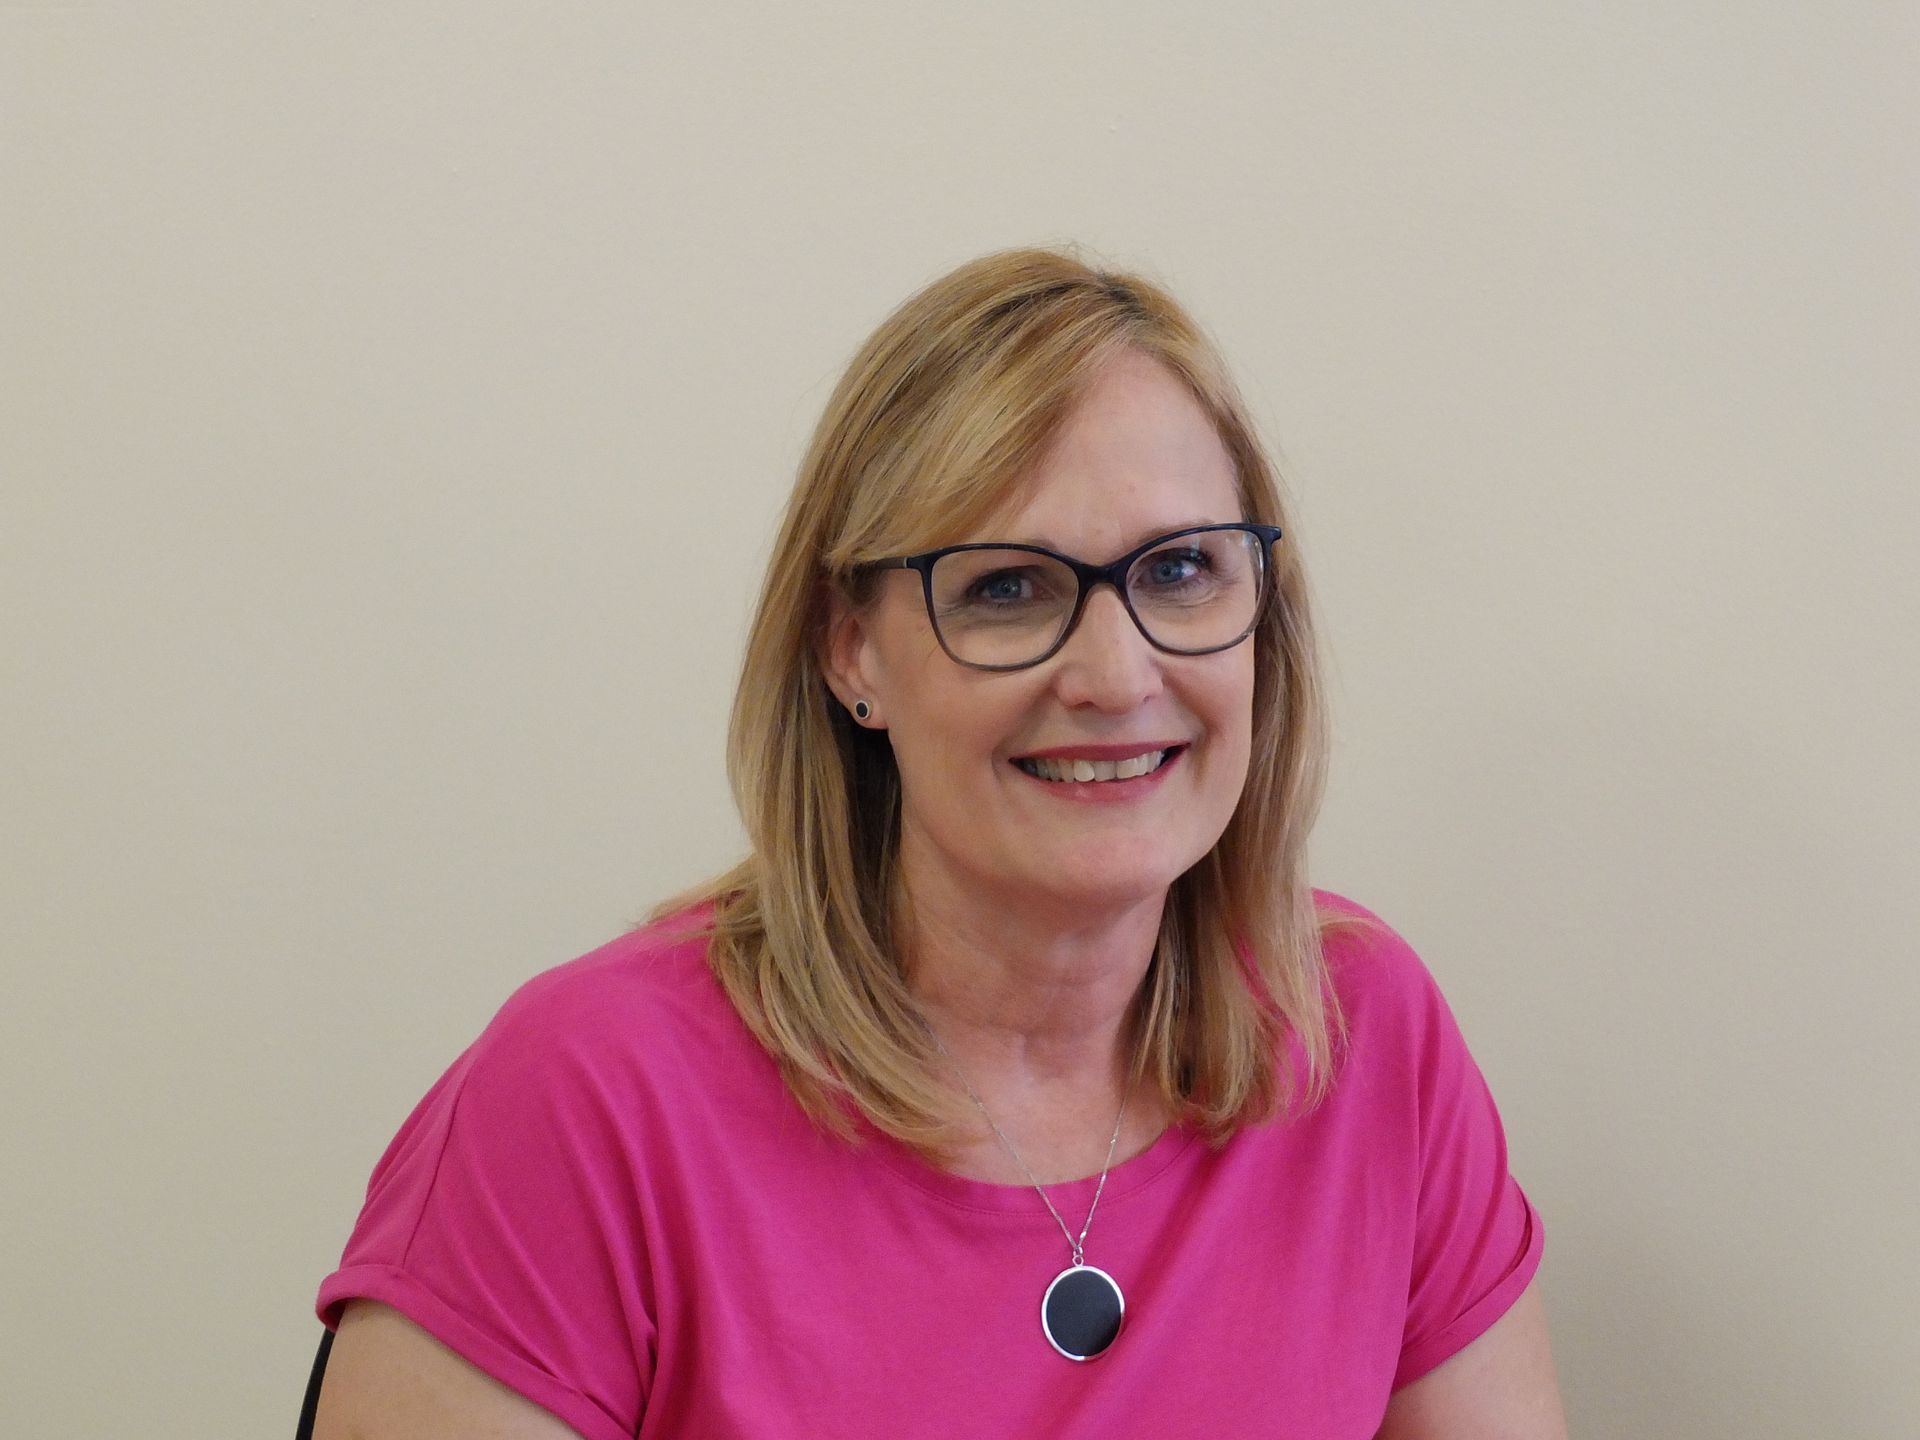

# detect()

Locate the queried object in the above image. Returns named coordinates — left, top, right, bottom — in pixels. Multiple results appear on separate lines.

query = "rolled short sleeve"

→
left=315, top=976, right=656, bottom=1440
left=1392, top=953, right=1546, bottom=1389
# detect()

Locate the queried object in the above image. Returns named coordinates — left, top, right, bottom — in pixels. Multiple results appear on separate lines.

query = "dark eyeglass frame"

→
left=856, top=522, right=1285, bottom=673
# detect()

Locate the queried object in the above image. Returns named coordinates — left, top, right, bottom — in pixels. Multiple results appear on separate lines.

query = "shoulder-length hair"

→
left=650, top=244, right=1379, bottom=1157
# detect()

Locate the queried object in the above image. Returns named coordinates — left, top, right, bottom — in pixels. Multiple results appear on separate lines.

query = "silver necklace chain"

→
left=932, top=1033, right=1136, bottom=1267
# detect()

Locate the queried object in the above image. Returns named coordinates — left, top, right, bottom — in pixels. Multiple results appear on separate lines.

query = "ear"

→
left=818, top=585, right=885, bottom=728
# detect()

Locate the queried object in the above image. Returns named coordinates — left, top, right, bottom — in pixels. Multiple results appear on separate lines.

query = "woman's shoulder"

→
left=500, top=896, right=720, bottom=1000
left=456, top=898, right=746, bottom=1098
left=1308, top=886, right=1456, bottom=1038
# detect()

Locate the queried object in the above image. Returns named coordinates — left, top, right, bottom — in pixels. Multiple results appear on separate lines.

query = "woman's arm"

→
left=313, top=1300, right=589, bottom=1440
left=1375, top=1281, right=1569, bottom=1440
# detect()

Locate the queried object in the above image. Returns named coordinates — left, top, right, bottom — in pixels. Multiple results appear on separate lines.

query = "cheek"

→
left=1206, top=668, right=1258, bottom=787
left=1200, top=655, right=1257, bottom=741
left=888, top=688, right=1021, bottom=800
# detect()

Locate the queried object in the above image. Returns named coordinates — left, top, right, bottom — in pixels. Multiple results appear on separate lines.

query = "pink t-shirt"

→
left=315, top=890, right=1543, bottom=1438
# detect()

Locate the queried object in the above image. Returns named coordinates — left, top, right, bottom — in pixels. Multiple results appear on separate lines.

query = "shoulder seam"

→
left=397, top=1057, right=473, bottom=1270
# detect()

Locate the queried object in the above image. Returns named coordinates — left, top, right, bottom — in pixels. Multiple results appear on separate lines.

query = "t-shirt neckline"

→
left=864, top=1114, right=1200, bottom=1214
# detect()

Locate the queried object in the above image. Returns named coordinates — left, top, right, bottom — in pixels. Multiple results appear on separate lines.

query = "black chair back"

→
left=295, top=1328, right=334, bottom=1439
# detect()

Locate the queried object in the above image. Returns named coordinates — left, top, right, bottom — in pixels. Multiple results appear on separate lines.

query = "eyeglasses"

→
left=857, top=522, right=1283, bottom=672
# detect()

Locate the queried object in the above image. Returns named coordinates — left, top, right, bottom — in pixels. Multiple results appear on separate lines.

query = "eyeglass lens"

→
left=927, top=529, right=1266, bottom=668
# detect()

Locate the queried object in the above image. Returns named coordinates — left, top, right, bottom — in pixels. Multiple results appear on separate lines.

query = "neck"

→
left=891, top=832, right=1172, bottom=1181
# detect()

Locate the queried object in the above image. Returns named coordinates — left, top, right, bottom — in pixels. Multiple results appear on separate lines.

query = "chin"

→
left=1016, top=850, right=1192, bottom=912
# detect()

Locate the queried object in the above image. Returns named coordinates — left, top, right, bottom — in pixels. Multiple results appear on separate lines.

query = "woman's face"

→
left=825, top=350, right=1259, bottom=920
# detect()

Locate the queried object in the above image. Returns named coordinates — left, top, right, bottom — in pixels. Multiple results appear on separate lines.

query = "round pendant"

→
left=1041, top=1263, right=1125, bottom=1361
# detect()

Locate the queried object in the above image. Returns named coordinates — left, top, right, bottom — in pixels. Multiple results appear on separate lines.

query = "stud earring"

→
left=853, top=700, right=872, bottom=721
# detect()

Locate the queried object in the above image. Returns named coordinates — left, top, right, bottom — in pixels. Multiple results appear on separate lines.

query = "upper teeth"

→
left=1017, top=750, right=1169, bottom=783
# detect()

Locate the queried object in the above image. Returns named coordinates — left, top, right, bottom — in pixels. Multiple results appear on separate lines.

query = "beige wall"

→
left=4, top=4, right=1915, bottom=1435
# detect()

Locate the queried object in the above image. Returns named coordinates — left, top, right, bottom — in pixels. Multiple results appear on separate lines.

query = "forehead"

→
left=974, top=352, right=1242, bottom=555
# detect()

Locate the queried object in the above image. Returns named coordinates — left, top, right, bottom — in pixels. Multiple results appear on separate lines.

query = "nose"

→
left=1050, top=584, right=1165, bottom=711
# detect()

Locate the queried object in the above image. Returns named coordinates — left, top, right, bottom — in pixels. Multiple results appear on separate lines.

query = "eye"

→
left=1143, top=548, right=1210, bottom=586
left=961, top=566, right=1063, bottom=606
left=972, top=571, right=1032, bottom=603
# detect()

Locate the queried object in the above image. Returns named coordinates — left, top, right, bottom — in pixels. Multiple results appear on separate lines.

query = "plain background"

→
left=4, top=4, right=1915, bottom=1435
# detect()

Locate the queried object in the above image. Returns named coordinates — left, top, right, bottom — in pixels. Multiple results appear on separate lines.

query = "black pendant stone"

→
left=1041, top=1265, right=1124, bottom=1360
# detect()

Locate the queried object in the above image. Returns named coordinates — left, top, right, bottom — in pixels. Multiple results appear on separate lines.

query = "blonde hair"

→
left=649, top=244, right=1379, bottom=1156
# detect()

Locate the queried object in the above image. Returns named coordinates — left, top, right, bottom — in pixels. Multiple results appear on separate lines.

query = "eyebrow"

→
left=1007, top=519, right=1237, bottom=554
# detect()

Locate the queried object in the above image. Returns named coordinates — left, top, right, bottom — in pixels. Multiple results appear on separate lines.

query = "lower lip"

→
left=1009, top=747, right=1185, bottom=803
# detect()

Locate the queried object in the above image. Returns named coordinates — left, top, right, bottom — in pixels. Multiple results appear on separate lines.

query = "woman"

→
left=312, top=247, right=1566, bottom=1437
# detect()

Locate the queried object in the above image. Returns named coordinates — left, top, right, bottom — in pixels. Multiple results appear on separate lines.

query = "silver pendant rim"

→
left=1040, top=1262, right=1126, bottom=1362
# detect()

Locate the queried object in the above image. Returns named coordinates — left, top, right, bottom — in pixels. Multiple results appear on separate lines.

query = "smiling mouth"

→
left=1011, top=745, right=1187, bottom=784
